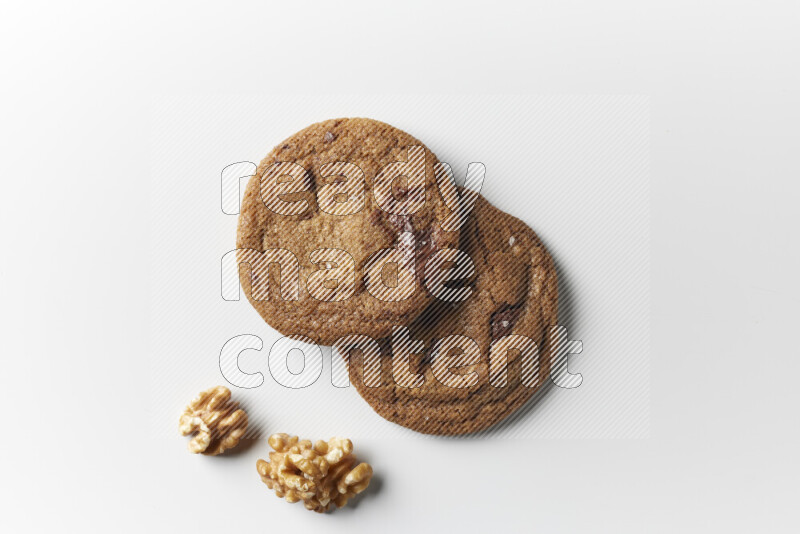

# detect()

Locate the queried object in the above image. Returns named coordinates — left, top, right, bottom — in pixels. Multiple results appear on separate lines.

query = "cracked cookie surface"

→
left=345, top=195, right=558, bottom=435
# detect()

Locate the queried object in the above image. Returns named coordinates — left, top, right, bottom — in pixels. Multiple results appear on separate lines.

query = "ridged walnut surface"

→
left=256, top=433, right=373, bottom=513
left=179, top=386, right=248, bottom=455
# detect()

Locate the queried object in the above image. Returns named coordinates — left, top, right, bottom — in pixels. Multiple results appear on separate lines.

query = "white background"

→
left=2, top=1, right=799, bottom=533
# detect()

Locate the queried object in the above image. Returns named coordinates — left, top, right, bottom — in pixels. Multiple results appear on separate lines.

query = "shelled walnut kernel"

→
left=179, top=386, right=248, bottom=455
left=256, top=433, right=373, bottom=512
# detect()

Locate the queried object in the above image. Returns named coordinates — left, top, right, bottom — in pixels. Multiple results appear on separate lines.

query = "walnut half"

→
left=179, top=386, right=248, bottom=455
left=256, top=433, right=373, bottom=513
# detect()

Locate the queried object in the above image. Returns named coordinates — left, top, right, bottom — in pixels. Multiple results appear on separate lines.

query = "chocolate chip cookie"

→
left=344, top=195, right=558, bottom=435
left=237, top=118, right=459, bottom=345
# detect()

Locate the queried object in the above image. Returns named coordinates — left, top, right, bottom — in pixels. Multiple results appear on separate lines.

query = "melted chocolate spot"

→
left=420, top=343, right=436, bottom=366
left=393, top=183, right=409, bottom=200
left=370, top=213, right=448, bottom=286
left=490, top=302, right=523, bottom=340
left=443, top=277, right=473, bottom=291
left=369, top=209, right=383, bottom=227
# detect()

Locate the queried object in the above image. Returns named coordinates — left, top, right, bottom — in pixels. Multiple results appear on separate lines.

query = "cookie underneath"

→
left=344, top=196, right=558, bottom=435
